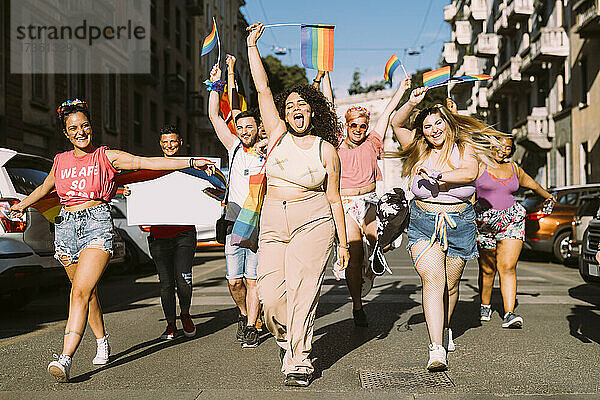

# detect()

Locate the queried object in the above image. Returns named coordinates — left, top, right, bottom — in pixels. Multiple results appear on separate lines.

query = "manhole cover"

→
left=359, top=369, right=454, bottom=390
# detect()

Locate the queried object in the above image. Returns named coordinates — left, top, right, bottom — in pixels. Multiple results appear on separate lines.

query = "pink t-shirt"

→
left=53, top=146, right=118, bottom=207
left=337, top=130, right=383, bottom=189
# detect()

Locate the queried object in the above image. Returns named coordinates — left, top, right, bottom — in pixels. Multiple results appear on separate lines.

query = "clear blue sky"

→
left=240, top=0, right=451, bottom=97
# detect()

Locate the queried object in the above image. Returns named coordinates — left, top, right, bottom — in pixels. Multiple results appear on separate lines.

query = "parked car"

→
left=0, top=147, right=126, bottom=305
left=522, top=184, right=600, bottom=264
left=580, top=217, right=600, bottom=285
left=568, top=195, right=600, bottom=261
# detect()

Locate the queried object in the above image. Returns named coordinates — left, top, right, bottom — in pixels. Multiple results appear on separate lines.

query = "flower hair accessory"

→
left=345, top=106, right=371, bottom=122
left=204, top=79, right=226, bottom=92
left=57, top=98, right=88, bottom=115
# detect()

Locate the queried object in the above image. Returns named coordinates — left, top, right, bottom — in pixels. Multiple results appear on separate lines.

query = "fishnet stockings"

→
left=410, top=240, right=467, bottom=345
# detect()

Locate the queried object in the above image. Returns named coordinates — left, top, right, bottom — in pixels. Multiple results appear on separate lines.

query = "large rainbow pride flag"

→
left=31, top=167, right=226, bottom=223
left=422, top=66, right=451, bottom=87
left=301, top=24, right=335, bottom=71
left=201, top=19, right=219, bottom=56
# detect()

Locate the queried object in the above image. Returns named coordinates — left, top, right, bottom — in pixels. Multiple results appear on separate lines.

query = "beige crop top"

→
left=266, top=133, right=327, bottom=190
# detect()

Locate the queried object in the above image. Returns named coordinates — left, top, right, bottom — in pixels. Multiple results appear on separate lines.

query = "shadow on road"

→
left=311, top=281, right=419, bottom=381
left=567, top=284, right=600, bottom=345
left=68, top=307, right=239, bottom=383
left=0, top=253, right=225, bottom=340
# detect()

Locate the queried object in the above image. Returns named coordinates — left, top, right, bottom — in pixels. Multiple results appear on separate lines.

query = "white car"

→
left=0, top=148, right=125, bottom=305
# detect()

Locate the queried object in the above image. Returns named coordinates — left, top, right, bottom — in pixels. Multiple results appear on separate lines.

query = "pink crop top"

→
left=337, top=130, right=383, bottom=189
left=411, top=144, right=476, bottom=202
left=53, top=146, right=118, bottom=207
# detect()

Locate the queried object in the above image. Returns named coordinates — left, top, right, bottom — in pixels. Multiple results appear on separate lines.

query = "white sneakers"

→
left=427, top=343, right=447, bottom=372
left=92, top=334, right=110, bottom=365
left=47, top=354, right=71, bottom=383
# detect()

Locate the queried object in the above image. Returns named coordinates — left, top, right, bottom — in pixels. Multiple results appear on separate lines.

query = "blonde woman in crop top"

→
left=247, top=23, right=348, bottom=387
left=10, top=99, right=214, bottom=383
left=390, top=89, right=508, bottom=372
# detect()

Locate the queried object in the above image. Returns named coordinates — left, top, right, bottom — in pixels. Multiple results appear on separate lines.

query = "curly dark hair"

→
left=274, top=84, right=340, bottom=147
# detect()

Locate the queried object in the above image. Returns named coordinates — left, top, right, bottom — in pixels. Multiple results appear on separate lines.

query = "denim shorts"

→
left=225, top=233, right=258, bottom=280
left=406, top=201, right=478, bottom=260
left=54, top=203, right=114, bottom=266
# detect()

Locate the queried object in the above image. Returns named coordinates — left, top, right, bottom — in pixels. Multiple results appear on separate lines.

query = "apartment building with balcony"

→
left=442, top=0, right=573, bottom=188
left=0, top=0, right=252, bottom=165
left=570, top=0, right=600, bottom=184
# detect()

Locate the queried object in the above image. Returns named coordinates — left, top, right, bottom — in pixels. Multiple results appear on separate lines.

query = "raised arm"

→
left=374, top=77, right=411, bottom=135
left=226, top=54, right=241, bottom=121
left=208, top=64, right=238, bottom=150
left=322, top=72, right=334, bottom=105
left=391, top=87, right=428, bottom=149
left=515, top=164, right=555, bottom=201
left=106, top=150, right=214, bottom=173
left=322, top=141, right=349, bottom=270
left=246, top=23, right=286, bottom=140
left=10, top=164, right=56, bottom=217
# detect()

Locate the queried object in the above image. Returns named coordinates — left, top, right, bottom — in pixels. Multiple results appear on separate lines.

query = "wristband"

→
left=248, top=45, right=257, bottom=48
left=204, top=79, right=226, bottom=92
left=313, top=79, right=321, bottom=84
left=189, top=158, right=195, bottom=168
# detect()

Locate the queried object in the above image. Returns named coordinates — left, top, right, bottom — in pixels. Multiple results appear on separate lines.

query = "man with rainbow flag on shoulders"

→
left=207, top=60, right=264, bottom=349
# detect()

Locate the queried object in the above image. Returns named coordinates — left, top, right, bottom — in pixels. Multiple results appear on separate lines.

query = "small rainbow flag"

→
left=384, top=54, right=401, bottom=84
left=301, top=24, right=335, bottom=71
left=451, top=74, right=492, bottom=82
left=201, top=19, right=219, bottom=56
left=422, top=66, right=451, bottom=87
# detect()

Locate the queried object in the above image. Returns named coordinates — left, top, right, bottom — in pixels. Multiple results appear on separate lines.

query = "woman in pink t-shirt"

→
left=336, top=78, right=411, bottom=327
left=10, top=99, right=214, bottom=383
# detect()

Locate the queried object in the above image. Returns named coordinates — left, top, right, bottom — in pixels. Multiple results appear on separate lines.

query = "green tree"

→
left=262, top=55, right=309, bottom=94
left=348, top=70, right=387, bottom=95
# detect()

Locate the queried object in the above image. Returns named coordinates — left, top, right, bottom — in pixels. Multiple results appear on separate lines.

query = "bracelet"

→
left=203, top=79, right=226, bottom=92
left=313, top=79, right=321, bottom=84
left=338, top=244, right=350, bottom=249
left=248, top=45, right=257, bottom=48
left=428, top=169, right=443, bottom=181
left=189, top=158, right=195, bottom=168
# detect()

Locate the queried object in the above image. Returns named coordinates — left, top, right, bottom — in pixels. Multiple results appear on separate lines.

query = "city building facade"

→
left=0, top=0, right=253, bottom=165
left=442, top=0, right=599, bottom=187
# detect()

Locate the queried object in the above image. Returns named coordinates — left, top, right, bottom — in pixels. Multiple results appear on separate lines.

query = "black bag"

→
left=215, top=144, right=241, bottom=244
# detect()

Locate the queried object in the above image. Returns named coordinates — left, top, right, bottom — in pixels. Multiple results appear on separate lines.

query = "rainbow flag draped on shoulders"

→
left=301, top=24, right=335, bottom=71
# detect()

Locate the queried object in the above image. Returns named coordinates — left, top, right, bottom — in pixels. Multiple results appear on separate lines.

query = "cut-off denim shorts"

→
left=54, top=202, right=114, bottom=266
left=406, top=200, right=478, bottom=261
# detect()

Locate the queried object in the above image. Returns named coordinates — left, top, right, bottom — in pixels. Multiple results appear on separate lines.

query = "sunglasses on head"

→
left=349, top=122, right=368, bottom=130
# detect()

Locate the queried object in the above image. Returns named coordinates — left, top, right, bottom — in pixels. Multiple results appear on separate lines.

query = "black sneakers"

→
left=284, top=373, right=312, bottom=387
left=242, top=326, right=259, bottom=348
left=353, top=308, right=368, bottom=327
left=236, top=314, right=247, bottom=342
left=502, top=312, right=523, bottom=328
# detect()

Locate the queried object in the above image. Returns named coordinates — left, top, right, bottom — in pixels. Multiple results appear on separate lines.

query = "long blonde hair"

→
left=399, top=104, right=509, bottom=177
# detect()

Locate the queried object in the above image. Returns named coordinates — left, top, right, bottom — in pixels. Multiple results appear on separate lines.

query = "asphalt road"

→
left=1, top=238, right=599, bottom=400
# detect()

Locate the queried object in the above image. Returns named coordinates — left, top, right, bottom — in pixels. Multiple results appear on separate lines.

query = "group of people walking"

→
left=9, top=21, right=556, bottom=386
